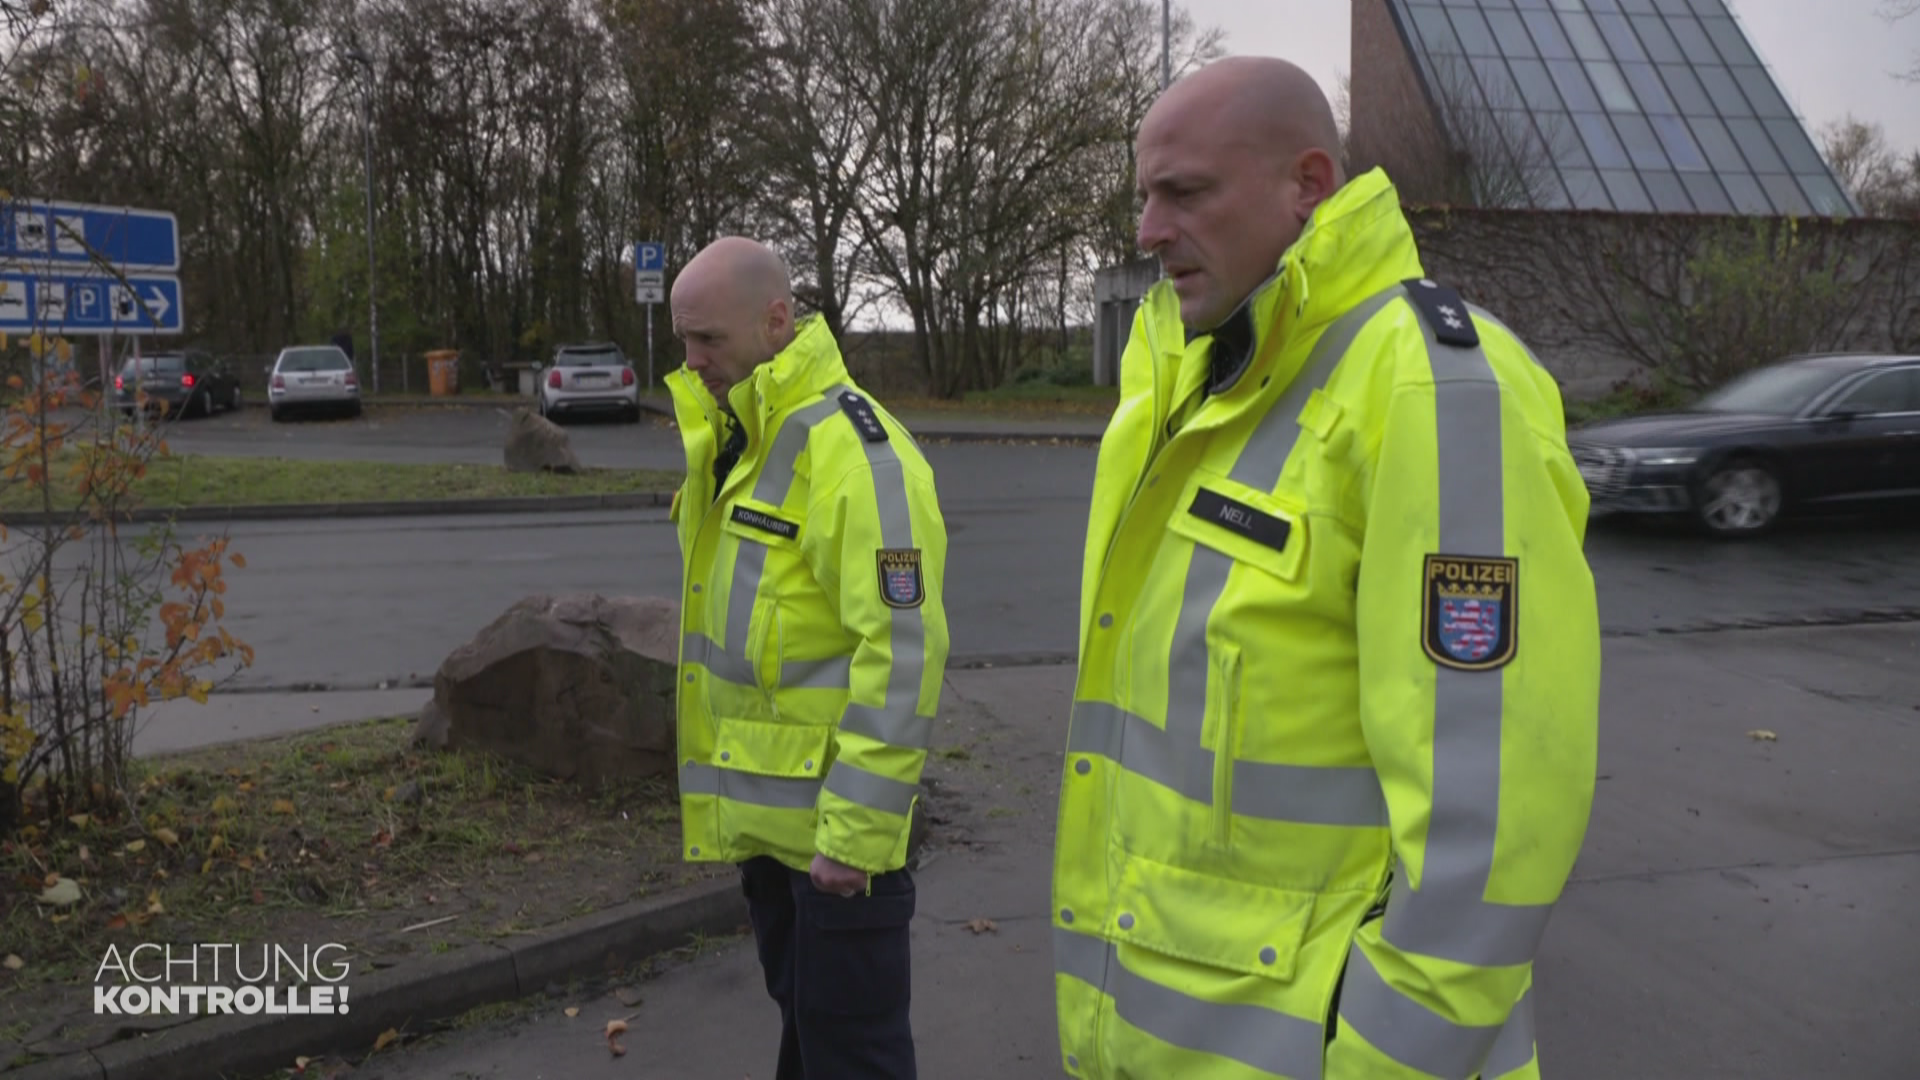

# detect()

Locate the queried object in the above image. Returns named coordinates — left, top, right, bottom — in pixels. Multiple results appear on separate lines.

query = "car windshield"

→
left=1695, top=363, right=1844, bottom=415
left=279, top=348, right=351, bottom=372
left=555, top=346, right=623, bottom=367
left=121, top=355, right=184, bottom=374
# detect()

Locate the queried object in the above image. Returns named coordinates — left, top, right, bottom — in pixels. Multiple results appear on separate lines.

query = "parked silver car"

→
left=538, top=342, right=639, bottom=423
left=268, top=345, right=361, bottom=421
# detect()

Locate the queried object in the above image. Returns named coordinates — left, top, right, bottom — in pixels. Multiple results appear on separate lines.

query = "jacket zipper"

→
left=1210, top=641, right=1242, bottom=848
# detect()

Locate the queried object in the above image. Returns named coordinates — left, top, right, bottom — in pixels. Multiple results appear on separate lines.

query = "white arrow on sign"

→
left=145, top=285, right=171, bottom=324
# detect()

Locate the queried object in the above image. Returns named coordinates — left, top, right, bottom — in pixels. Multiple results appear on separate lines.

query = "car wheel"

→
left=270, top=405, right=286, bottom=423
left=1693, top=456, right=1784, bottom=538
left=228, top=385, right=242, bottom=411
left=346, top=400, right=363, bottom=420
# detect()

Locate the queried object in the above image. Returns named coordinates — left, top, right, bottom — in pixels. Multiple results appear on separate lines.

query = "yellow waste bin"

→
left=426, top=350, right=460, bottom=397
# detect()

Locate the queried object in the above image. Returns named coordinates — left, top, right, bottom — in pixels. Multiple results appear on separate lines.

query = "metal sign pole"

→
left=646, top=302, right=654, bottom=392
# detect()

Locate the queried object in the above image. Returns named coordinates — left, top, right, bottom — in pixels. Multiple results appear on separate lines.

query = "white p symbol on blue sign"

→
left=635, top=243, right=665, bottom=272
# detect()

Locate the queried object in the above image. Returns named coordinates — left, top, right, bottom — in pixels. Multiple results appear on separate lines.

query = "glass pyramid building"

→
left=1355, top=0, right=1857, bottom=216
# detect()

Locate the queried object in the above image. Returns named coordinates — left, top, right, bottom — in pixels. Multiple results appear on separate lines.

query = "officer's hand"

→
left=809, top=854, right=868, bottom=898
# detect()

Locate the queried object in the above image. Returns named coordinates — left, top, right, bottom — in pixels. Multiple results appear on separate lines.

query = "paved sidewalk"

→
left=357, top=626, right=1920, bottom=1079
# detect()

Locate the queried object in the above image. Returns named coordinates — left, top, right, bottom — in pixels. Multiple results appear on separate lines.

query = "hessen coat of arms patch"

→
left=877, top=549, right=925, bottom=609
left=1421, top=554, right=1517, bottom=671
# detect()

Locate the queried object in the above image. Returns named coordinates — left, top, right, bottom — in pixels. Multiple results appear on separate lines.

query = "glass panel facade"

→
left=1384, top=0, right=1858, bottom=215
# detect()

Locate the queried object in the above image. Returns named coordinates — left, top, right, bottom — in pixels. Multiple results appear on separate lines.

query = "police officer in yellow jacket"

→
left=1051, top=57, right=1600, bottom=1080
left=668, top=236, right=949, bottom=1079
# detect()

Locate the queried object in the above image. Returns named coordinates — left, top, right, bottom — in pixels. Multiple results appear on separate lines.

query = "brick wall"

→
left=1349, top=0, right=1451, bottom=205
left=1404, top=207, right=1920, bottom=398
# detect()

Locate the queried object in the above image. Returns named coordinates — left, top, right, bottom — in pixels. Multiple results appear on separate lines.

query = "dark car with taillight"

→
left=115, top=350, right=240, bottom=418
left=537, top=342, right=640, bottom=423
left=1568, top=352, right=1920, bottom=537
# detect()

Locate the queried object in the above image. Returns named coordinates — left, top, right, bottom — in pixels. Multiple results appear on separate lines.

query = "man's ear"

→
left=765, top=297, right=793, bottom=343
left=1292, top=148, right=1341, bottom=223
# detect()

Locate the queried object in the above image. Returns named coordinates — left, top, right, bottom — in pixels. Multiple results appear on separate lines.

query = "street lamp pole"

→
left=346, top=47, right=381, bottom=395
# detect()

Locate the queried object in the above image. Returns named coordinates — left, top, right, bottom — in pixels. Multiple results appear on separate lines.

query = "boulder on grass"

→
left=414, top=594, right=679, bottom=785
left=504, top=407, right=583, bottom=473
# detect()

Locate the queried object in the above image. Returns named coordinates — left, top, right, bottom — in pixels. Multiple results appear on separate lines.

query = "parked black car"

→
left=115, top=349, right=242, bottom=419
left=1568, top=353, right=1920, bottom=537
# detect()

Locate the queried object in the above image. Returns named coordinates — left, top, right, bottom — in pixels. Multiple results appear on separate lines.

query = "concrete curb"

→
left=0, top=491, right=673, bottom=528
left=3, top=876, right=748, bottom=1080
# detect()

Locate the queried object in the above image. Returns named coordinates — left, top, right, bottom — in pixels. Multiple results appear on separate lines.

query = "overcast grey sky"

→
left=1181, top=0, right=1920, bottom=152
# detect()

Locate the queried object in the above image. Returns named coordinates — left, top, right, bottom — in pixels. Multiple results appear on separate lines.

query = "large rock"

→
left=414, top=594, right=679, bottom=785
left=504, top=407, right=583, bottom=473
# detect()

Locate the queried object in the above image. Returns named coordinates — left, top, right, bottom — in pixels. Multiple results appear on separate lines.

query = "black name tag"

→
left=1189, top=488, right=1291, bottom=552
left=730, top=505, right=800, bottom=540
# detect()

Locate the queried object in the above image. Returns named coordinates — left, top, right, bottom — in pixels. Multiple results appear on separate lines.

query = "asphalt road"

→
left=114, top=434, right=1920, bottom=692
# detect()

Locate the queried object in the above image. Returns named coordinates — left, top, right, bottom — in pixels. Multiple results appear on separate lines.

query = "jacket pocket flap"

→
left=1167, top=472, right=1308, bottom=584
left=722, top=498, right=803, bottom=547
left=1109, top=852, right=1315, bottom=982
left=713, top=717, right=832, bottom=779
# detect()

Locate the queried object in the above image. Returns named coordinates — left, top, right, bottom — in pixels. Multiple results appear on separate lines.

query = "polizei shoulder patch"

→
left=838, top=390, right=889, bottom=443
left=877, top=549, right=925, bottom=609
left=1422, top=554, right=1517, bottom=671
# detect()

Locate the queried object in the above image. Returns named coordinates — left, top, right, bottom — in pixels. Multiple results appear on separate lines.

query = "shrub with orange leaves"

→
left=0, top=305, right=254, bottom=835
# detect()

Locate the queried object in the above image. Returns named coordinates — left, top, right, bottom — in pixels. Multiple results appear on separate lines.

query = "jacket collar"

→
left=1153, top=168, right=1428, bottom=408
left=671, top=313, right=852, bottom=455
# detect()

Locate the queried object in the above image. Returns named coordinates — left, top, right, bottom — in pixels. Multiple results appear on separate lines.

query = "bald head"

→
left=676, top=236, right=793, bottom=315
left=1143, top=57, right=1343, bottom=180
left=671, top=237, right=798, bottom=399
left=1134, top=56, right=1347, bottom=329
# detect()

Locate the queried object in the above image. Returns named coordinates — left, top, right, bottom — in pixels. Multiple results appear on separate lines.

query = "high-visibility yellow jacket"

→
left=667, top=314, right=950, bottom=876
left=1052, top=168, right=1600, bottom=1080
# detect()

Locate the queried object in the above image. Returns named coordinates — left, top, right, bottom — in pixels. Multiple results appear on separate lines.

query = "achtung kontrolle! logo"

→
left=93, top=943, right=352, bottom=1016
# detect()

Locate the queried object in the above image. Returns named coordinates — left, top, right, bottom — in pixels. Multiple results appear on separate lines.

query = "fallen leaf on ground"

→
left=272, top=799, right=297, bottom=815
left=373, top=1028, right=399, bottom=1052
left=606, top=1018, right=629, bottom=1057
left=967, top=917, right=998, bottom=934
left=614, top=986, right=644, bottom=1007
left=1746, top=729, right=1778, bottom=742
left=146, top=890, right=165, bottom=915
left=564, top=1006, right=580, bottom=1018
left=106, top=914, right=129, bottom=930
left=3, top=954, right=22, bottom=970
left=152, top=827, right=180, bottom=846
left=68, top=814, right=90, bottom=827
left=124, top=839, right=146, bottom=854
left=38, top=876, right=82, bottom=906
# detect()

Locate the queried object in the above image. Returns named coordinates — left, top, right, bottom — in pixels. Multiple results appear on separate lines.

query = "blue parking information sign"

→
left=634, top=242, right=665, bottom=273
left=0, top=274, right=183, bottom=334
left=0, top=198, right=183, bottom=336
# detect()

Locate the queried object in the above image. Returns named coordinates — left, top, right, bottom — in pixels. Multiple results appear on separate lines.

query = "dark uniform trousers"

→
left=739, top=855, right=917, bottom=1079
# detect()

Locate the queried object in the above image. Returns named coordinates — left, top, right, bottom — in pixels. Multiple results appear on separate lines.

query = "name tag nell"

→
left=1188, top=488, right=1291, bottom=552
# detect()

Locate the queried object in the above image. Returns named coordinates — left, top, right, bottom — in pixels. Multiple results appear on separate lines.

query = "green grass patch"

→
left=0, top=716, right=722, bottom=1067
left=884, top=384, right=1118, bottom=421
left=0, top=454, right=682, bottom=514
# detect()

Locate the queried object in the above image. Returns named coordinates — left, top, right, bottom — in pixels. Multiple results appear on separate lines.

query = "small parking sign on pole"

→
left=634, top=243, right=666, bottom=390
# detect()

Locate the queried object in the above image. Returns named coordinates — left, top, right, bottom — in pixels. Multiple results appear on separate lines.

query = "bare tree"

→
left=1818, top=115, right=1920, bottom=219
left=1885, top=0, right=1919, bottom=82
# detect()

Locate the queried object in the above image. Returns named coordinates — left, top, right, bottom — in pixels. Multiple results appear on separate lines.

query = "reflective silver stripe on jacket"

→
left=1335, top=281, right=1543, bottom=1077
left=820, top=385, right=931, bottom=815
